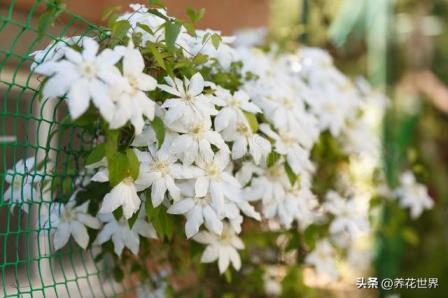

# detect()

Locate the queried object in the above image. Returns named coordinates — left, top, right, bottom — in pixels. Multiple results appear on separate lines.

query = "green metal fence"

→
left=0, top=1, right=138, bottom=296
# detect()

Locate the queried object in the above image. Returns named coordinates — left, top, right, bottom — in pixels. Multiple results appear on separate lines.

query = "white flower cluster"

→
left=3, top=3, right=427, bottom=277
left=395, top=171, right=433, bottom=219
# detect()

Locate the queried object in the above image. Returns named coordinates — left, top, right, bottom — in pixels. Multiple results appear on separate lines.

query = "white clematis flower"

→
left=95, top=209, right=157, bottom=256
left=194, top=151, right=241, bottom=210
left=98, top=177, right=141, bottom=219
left=305, top=239, right=339, bottom=279
left=259, top=124, right=313, bottom=175
left=395, top=171, right=433, bottom=219
left=35, top=38, right=124, bottom=121
left=3, top=157, right=42, bottom=213
left=262, top=185, right=300, bottom=228
left=180, top=30, right=237, bottom=69
left=214, top=88, right=260, bottom=131
left=134, top=144, right=201, bottom=208
left=194, top=224, right=244, bottom=274
left=168, top=193, right=223, bottom=238
left=170, top=118, right=229, bottom=165
left=30, top=36, right=94, bottom=70
left=220, top=120, right=271, bottom=164
left=244, top=162, right=289, bottom=203
left=294, top=187, right=322, bottom=230
left=324, top=191, right=369, bottom=239
left=158, top=73, right=217, bottom=124
left=109, top=42, right=157, bottom=134
left=118, top=4, right=167, bottom=45
left=48, top=198, right=101, bottom=250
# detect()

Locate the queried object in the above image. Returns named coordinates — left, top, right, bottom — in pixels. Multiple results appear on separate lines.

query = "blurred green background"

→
left=269, top=0, right=448, bottom=296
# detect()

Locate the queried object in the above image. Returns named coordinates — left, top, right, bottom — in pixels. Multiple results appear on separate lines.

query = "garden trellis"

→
left=0, top=1, right=134, bottom=296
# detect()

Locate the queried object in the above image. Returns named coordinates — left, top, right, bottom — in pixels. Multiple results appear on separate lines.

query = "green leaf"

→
left=211, top=33, right=222, bottom=50
left=183, top=22, right=196, bottom=37
left=128, top=210, right=140, bottom=229
left=243, top=112, right=259, bottom=133
left=144, top=196, right=173, bottom=240
left=126, top=149, right=140, bottom=180
left=101, top=5, right=122, bottom=23
left=280, top=266, right=310, bottom=297
left=284, top=162, right=297, bottom=186
left=72, top=108, right=98, bottom=126
left=37, top=1, right=65, bottom=42
left=148, top=44, right=166, bottom=69
left=86, top=143, right=106, bottom=165
left=113, top=207, right=123, bottom=221
left=202, top=32, right=211, bottom=44
left=107, top=152, right=129, bottom=186
left=193, top=54, right=208, bottom=65
left=165, top=21, right=181, bottom=52
left=118, top=126, right=135, bottom=151
left=224, top=269, right=232, bottom=283
left=152, top=116, right=166, bottom=148
left=158, top=208, right=174, bottom=240
left=303, top=224, right=324, bottom=250
left=186, top=7, right=205, bottom=23
left=266, top=151, right=280, bottom=167
left=402, top=227, right=419, bottom=246
left=286, top=232, right=301, bottom=252
left=105, top=130, right=119, bottom=157
left=111, top=20, right=131, bottom=45
left=145, top=193, right=159, bottom=220
left=137, top=23, right=154, bottom=35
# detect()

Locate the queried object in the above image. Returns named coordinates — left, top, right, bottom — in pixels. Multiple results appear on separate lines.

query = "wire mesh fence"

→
left=0, top=1, right=139, bottom=296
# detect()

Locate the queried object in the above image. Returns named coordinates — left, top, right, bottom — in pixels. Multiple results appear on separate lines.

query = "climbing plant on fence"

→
left=0, top=1, right=134, bottom=296
left=0, top=1, right=433, bottom=297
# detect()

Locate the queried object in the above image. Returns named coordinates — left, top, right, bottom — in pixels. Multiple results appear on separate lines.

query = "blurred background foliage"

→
left=268, top=0, right=448, bottom=296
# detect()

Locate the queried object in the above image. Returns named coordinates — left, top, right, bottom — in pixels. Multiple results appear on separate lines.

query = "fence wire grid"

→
left=0, top=1, right=140, bottom=297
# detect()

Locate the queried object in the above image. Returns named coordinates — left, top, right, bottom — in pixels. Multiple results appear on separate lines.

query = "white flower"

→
left=259, top=124, right=314, bottom=175
left=158, top=73, right=217, bottom=124
left=214, top=88, right=260, bottom=131
left=168, top=193, right=223, bottom=238
left=30, top=36, right=94, bottom=70
left=234, top=28, right=267, bottom=48
left=258, top=90, right=319, bottom=149
left=263, top=189, right=298, bottom=228
left=193, top=224, right=244, bottom=273
left=35, top=38, right=124, bottom=121
left=86, top=155, right=140, bottom=225
left=295, top=188, right=322, bottom=230
left=395, top=171, right=433, bottom=219
left=309, top=93, right=354, bottom=137
left=341, top=120, right=377, bottom=156
left=170, top=118, right=228, bottom=165
left=324, top=191, right=369, bottom=238
left=180, top=30, right=237, bottom=69
left=135, top=144, right=201, bottom=207
left=98, top=177, right=141, bottom=219
left=220, top=120, right=271, bottom=164
left=194, top=151, right=240, bottom=210
left=95, top=209, right=157, bottom=256
left=244, top=162, right=289, bottom=204
left=118, top=4, right=167, bottom=45
left=48, top=198, right=101, bottom=250
left=3, top=157, right=41, bottom=213
left=109, top=42, right=157, bottom=134
left=305, top=239, right=339, bottom=279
